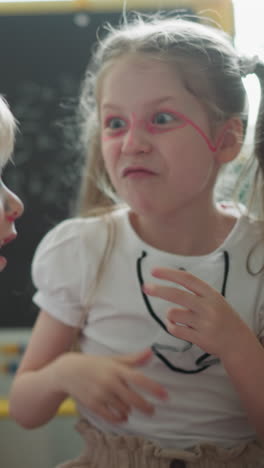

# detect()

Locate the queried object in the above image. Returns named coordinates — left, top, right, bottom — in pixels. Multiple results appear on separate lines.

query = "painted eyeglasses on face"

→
left=102, top=109, right=228, bottom=152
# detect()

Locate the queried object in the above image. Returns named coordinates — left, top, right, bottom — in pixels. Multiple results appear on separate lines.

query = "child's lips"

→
left=122, top=166, right=156, bottom=177
left=0, top=234, right=17, bottom=271
left=0, top=256, right=7, bottom=271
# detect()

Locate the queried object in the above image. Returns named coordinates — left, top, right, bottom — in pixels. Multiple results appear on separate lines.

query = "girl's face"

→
left=99, top=55, right=222, bottom=220
left=0, top=178, right=24, bottom=271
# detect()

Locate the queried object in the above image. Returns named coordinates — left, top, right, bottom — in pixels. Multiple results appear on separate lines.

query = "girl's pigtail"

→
left=252, top=59, right=264, bottom=220
left=243, top=58, right=264, bottom=274
left=254, top=60, right=264, bottom=167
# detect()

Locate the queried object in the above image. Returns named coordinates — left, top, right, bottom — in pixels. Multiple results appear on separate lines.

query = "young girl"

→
left=0, top=96, right=24, bottom=270
left=9, top=16, right=264, bottom=468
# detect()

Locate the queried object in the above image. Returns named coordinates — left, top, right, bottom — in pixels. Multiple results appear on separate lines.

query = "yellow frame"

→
left=0, top=0, right=234, bottom=35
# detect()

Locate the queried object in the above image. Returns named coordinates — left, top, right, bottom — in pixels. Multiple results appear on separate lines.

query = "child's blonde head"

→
left=0, top=96, right=16, bottom=170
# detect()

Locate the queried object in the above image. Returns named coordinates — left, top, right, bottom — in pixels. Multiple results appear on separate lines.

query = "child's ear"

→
left=215, top=117, right=244, bottom=164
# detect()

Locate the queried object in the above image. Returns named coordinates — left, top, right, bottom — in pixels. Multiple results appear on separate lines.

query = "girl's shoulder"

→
left=33, top=207, right=129, bottom=261
left=218, top=201, right=264, bottom=229
left=217, top=201, right=264, bottom=250
left=31, top=208, right=128, bottom=300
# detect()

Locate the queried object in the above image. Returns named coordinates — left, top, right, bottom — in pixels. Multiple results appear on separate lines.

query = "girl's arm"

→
left=143, top=267, right=264, bottom=442
left=10, top=309, right=167, bottom=429
left=9, top=310, right=77, bottom=428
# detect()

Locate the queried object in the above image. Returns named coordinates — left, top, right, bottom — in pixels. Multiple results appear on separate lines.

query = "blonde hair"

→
left=0, top=96, right=16, bottom=170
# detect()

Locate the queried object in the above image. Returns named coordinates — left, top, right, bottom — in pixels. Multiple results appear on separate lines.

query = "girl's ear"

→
left=215, top=117, right=244, bottom=164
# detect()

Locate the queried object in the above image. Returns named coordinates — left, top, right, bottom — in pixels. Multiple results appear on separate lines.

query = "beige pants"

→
left=56, top=419, right=264, bottom=468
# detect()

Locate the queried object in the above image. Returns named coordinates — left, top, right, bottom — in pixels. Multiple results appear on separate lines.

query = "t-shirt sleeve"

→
left=32, top=218, right=96, bottom=327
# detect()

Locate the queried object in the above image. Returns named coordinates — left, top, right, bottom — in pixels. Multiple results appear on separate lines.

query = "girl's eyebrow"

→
left=101, top=103, right=122, bottom=111
left=101, top=96, right=181, bottom=111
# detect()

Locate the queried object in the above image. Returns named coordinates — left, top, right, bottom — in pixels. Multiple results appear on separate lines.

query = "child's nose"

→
left=122, top=118, right=152, bottom=155
left=5, top=189, right=24, bottom=222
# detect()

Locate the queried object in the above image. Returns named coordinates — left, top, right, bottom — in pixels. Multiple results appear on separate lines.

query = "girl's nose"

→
left=121, top=118, right=152, bottom=155
left=5, top=189, right=24, bottom=222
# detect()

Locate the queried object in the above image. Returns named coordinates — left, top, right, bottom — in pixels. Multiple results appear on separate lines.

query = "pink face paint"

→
left=102, top=114, right=129, bottom=139
left=102, top=109, right=229, bottom=152
left=102, top=111, right=187, bottom=141
left=146, top=109, right=188, bottom=134
left=169, top=110, right=229, bottom=152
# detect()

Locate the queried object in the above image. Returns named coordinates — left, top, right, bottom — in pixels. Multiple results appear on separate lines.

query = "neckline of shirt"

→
left=114, top=204, right=247, bottom=263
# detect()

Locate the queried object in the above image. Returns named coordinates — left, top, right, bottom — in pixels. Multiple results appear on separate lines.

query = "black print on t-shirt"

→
left=136, top=250, right=229, bottom=373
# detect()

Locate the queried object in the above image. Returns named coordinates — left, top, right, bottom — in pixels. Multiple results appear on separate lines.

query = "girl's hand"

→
left=53, top=348, right=167, bottom=424
left=143, top=268, right=251, bottom=359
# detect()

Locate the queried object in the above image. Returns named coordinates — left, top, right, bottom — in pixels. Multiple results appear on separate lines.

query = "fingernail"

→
left=160, top=391, right=168, bottom=399
left=157, top=387, right=168, bottom=399
left=165, top=319, right=172, bottom=329
left=142, top=284, right=154, bottom=294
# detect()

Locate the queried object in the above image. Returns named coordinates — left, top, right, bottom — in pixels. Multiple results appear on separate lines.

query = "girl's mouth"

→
left=0, top=255, right=7, bottom=271
left=122, top=166, right=156, bottom=177
left=0, top=234, right=17, bottom=271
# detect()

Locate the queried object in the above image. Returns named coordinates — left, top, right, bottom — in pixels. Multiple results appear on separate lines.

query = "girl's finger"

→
left=107, top=394, right=131, bottom=416
left=151, top=268, right=215, bottom=297
left=92, top=402, right=128, bottom=423
left=114, top=348, right=153, bottom=366
left=117, top=382, right=155, bottom=415
left=165, top=319, right=196, bottom=342
left=124, top=371, right=168, bottom=400
left=143, top=283, right=203, bottom=311
left=167, top=307, right=196, bottom=328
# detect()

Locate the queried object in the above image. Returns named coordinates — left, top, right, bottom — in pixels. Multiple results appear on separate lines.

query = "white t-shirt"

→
left=32, top=206, right=264, bottom=449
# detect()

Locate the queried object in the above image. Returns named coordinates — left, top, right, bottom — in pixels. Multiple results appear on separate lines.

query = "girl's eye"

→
left=105, top=117, right=127, bottom=130
left=152, top=112, right=175, bottom=125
